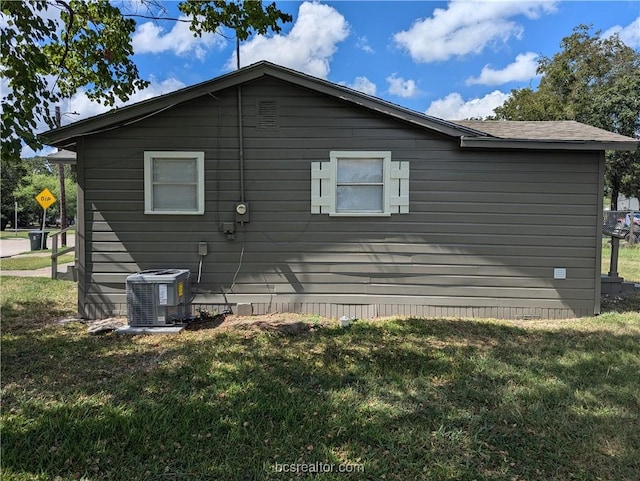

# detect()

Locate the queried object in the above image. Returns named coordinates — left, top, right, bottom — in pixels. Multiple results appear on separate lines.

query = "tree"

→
left=1, top=0, right=292, bottom=163
left=14, top=171, right=77, bottom=227
left=492, top=25, right=640, bottom=208
left=0, top=156, right=77, bottom=229
left=1, top=0, right=144, bottom=162
left=0, top=159, right=27, bottom=230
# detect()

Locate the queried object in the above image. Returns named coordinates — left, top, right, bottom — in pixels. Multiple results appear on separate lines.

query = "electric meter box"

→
left=126, top=269, right=191, bottom=327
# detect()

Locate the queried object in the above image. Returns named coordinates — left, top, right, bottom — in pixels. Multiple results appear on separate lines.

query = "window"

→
left=311, top=151, right=409, bottom=216
left=144, top=151, right=205, bottom=215
left=336, top=155, right=384, bottom=213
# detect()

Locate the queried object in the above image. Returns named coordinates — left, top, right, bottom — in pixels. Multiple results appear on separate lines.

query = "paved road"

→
left=0, top=237, right=32, bottom=258
left=1, top=234, right=76, bottom=278
left=0, top=234, right=75, bottom=258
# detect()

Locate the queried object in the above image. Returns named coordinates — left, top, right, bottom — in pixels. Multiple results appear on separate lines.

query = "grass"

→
left=1, top=228, right=76, bottom=240
left=0, top=231, right=30, bottom=240
left=2, top=277, right=639, bottom=481
left=602, top=243, right=640, bottom=282
left=0, top=277, right=78, bottom=325
left=0, top=254, right=75, bottom=271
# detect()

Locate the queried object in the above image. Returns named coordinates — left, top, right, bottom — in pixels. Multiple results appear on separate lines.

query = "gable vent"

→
left=257, top=100, right=278, bottom=130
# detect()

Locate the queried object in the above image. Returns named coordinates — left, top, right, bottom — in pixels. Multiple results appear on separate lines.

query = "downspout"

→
left=236, top=36, right=245, bottom=203
left=238, top=84, right=245, bottom=203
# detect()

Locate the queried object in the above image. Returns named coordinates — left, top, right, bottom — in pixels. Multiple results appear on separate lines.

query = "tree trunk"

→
left=610, top=186, right=619, bottom=210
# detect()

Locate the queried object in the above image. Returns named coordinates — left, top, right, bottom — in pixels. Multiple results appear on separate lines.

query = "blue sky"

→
left=52, top=1, right=640, bottom=137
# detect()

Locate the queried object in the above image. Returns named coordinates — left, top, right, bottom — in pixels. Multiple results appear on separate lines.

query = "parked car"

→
left=613, top=213, right=640, bottom=242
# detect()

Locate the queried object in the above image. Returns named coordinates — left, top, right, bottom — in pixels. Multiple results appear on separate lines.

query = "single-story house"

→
left=42, top=61, right=638, bottom=320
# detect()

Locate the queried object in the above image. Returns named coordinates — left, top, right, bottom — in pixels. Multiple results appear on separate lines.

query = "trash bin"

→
left=28, top=230, right=49, bottom=250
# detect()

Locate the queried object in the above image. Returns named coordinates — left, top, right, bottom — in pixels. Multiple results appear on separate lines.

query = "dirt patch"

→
left=189, top=312, right=331, bottom=335
left=81, top=312, right=332, bottom=335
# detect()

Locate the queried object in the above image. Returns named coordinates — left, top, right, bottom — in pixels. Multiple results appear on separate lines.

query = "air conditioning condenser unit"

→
left=126, top=269, right=191, bottom=327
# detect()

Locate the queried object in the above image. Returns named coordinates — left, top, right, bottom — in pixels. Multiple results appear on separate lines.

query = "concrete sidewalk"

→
left=1, top=234, right=76, bottom=278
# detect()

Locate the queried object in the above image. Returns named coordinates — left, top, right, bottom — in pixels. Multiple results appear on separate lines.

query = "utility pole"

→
left=55, top=106, right=67, bottom=246
left=236, top=35, right=240, bottom=69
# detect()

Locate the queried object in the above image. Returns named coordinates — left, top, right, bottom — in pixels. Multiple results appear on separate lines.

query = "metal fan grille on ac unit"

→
left=127, top=282, right=157, bottom=326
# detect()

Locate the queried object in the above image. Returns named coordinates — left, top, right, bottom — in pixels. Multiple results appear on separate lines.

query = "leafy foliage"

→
left=0, top=159, right=27, bottom=230
left=1, top=0, right=147, bottom=162
left=492, top=25, right=640, bottom=206
left=1, top=0, right=292, bottom=162
left=13, top=171, right=77, bottom=227
left=1, top=157, right=76, bottom=229
left=179, top=0, right=292, bottom=41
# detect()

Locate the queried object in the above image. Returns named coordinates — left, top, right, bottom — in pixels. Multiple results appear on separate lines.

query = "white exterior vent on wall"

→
left=311, top=153, right=409, bottom=215
left=126, top=269, right=191, bottom=327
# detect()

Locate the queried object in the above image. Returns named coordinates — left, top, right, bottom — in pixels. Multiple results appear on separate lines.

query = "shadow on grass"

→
left=2, top=317, right=639, bottom=481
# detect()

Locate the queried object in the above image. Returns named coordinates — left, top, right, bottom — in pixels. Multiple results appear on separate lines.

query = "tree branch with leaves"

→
left=491, top=25, right=640, bottom=207
left=1, top=0, right=292, bottom=163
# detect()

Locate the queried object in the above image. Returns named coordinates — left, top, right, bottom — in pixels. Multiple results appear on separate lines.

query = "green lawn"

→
left=1, top=277, right=639, bottom=481
left=0, top=254, right=75, bottom=271
left=0, top=228, right=75, bottom=240
left=0, top=231, right=30, bottom=240
left=602, top=244, right=640, bottom=282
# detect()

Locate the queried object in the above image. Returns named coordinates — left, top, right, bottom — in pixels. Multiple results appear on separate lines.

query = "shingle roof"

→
left=454, top=120, right=635, bottom=143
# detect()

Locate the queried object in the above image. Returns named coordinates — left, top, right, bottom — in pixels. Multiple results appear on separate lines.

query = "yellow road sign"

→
left=35, top=188, right=56, bottom=210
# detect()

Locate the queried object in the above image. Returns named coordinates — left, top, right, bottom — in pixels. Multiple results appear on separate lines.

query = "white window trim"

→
left=311, top=151, right=409, bottom=216
left=144, top=151, right=205, bottom=215
left=331, top=151, right=391, bottom=217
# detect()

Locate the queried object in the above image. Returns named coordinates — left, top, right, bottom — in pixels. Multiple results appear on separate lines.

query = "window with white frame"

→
left=311, top=151, right=409, bottom=216
left=144, top=151, right=205, bottom=214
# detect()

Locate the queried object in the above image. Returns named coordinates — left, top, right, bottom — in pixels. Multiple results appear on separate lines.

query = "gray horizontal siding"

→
left=86, top=236, right=596, bottom=258
left=76, top=76, right=601, bottom=319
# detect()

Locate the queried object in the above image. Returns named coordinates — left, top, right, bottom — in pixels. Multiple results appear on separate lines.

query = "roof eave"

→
left=46, top=149, right=77, bottom=164
left=39, top=63, right=271, bottom=147
left=460, top=136, right=639, bottom=151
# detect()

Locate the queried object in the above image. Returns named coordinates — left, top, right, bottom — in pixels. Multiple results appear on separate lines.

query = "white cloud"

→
left=466, top=52, right=540, bottom=85
left=341, top=76, right=377, bottom=95
left=356, top=36, right=374, bottom=53
left=425, top=90, right=510, bottom=119
left=394, top=0, right=558, bottom=63
left=386, top=73, right=419, bottom=98
left=227, top=1, right=349, bottom=78
left=132, top=17, right=226, bottom=59
left=603, top=16, right=640, bottom=49
left=62, top=77, right=187, bottom=122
